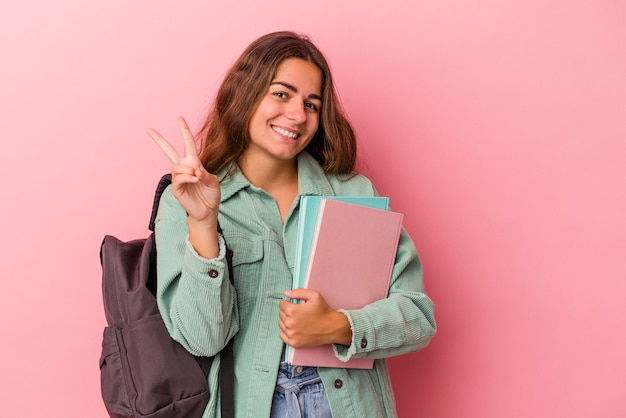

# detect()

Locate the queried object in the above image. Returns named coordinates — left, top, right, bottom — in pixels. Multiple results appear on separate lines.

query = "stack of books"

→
left=286, top=196, right=403, bottom=369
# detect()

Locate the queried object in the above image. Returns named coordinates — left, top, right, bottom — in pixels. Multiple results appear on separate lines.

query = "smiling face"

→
left=244, top=58, right=323, bottom=166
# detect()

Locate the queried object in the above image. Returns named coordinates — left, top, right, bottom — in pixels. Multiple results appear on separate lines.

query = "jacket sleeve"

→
left=154, top=186, right=239, bottom=357
left=333, top=226, right=436, bottom=361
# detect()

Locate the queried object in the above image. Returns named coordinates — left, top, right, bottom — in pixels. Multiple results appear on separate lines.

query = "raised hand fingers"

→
left=147, top=116, right=199, bottom=164
left=171, top=162, right=200, bottom=184
left=147, top=127, right=182, bottom=164
left=177, top=116, right=200, bottom=159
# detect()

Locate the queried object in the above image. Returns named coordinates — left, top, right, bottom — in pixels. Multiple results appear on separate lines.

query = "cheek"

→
left=250, top=98, right=276, bottom=123
left=248, top=106, right=272, bottom=134
left=301, top=119, right=320, bottom=148
left=308, top=114, right=320, bottom=133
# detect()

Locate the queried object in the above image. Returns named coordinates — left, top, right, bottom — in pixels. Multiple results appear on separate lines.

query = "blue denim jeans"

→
left=270, top=362, right=332, bottom=418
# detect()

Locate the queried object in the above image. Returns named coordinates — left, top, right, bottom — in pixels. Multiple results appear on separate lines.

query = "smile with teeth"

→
left=272, top=125, right=300, bottom=140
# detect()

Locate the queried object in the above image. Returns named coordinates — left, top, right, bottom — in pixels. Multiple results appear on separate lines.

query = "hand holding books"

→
left=279, top=288, right=352, bottom=348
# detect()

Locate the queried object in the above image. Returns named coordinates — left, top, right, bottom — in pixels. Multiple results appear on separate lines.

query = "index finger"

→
left=177, top=116, right=199, bottom=159
left=147, top=127, right=181, bottom=164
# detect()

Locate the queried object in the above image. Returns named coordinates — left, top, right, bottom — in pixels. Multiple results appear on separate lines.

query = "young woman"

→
left=148, top=31, right=436, bottom=418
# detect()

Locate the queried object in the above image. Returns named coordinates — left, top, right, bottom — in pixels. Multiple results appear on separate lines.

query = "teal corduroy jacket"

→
left=155, top=152, right=436, bottom=417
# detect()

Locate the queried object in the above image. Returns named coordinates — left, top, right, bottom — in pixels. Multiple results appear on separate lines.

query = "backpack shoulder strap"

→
left=149, top=174, right=172, bottom=231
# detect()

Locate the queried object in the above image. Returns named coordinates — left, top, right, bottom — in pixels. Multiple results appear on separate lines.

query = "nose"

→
left=286, top=99, right=306, bottom=125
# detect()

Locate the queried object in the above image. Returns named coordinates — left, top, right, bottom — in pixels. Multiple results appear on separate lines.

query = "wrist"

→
left=187, top=212, right=218, bottom=230
left=187, top=213, right=220, bottom=259
left=330, top=311, right=353, bottom=346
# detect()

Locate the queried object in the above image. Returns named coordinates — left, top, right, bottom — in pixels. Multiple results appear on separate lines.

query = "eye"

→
left=273, top=91, right=288, bottom=99
left=305, top=101, right=320, bottom=112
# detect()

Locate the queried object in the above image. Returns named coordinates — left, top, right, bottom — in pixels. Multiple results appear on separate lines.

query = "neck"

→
left=238, top=153, right=298, bottom=193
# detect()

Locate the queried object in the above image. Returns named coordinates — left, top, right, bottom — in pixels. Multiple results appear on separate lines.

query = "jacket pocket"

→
left=231, top=239, right=265, bottom=306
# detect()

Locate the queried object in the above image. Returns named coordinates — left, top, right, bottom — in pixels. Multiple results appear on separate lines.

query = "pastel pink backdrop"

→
left=1, top=1, right=624, bottom=417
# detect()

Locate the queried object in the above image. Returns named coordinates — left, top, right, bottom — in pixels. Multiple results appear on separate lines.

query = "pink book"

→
left=288, top=198, right=404, bottom=369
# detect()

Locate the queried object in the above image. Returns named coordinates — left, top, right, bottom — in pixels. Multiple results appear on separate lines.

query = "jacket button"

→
left=334, top=379, right=343, bottom=389
left=360, top=338, right=368, bottom=348
left=208, top=269, right=219, bottom=278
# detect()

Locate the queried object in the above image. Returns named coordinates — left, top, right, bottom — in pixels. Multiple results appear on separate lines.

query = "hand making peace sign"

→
left=147, top=116, right=221, bottom=222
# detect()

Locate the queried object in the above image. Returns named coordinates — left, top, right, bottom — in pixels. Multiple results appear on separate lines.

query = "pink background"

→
left=1, top=1, right=625, bottom=416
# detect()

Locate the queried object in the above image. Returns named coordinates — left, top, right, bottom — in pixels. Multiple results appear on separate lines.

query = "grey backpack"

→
left=99, top=174, right=234, bottom=418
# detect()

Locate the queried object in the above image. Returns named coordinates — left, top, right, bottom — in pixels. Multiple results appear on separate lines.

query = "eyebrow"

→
left=271, top=81, right=322, bottom=102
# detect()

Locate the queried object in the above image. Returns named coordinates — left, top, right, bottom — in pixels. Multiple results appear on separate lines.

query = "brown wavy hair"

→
left=197, top=31, right=357, bottom=175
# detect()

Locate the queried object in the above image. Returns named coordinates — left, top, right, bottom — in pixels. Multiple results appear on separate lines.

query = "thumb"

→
left=284, top=288, right=318, bottom=302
